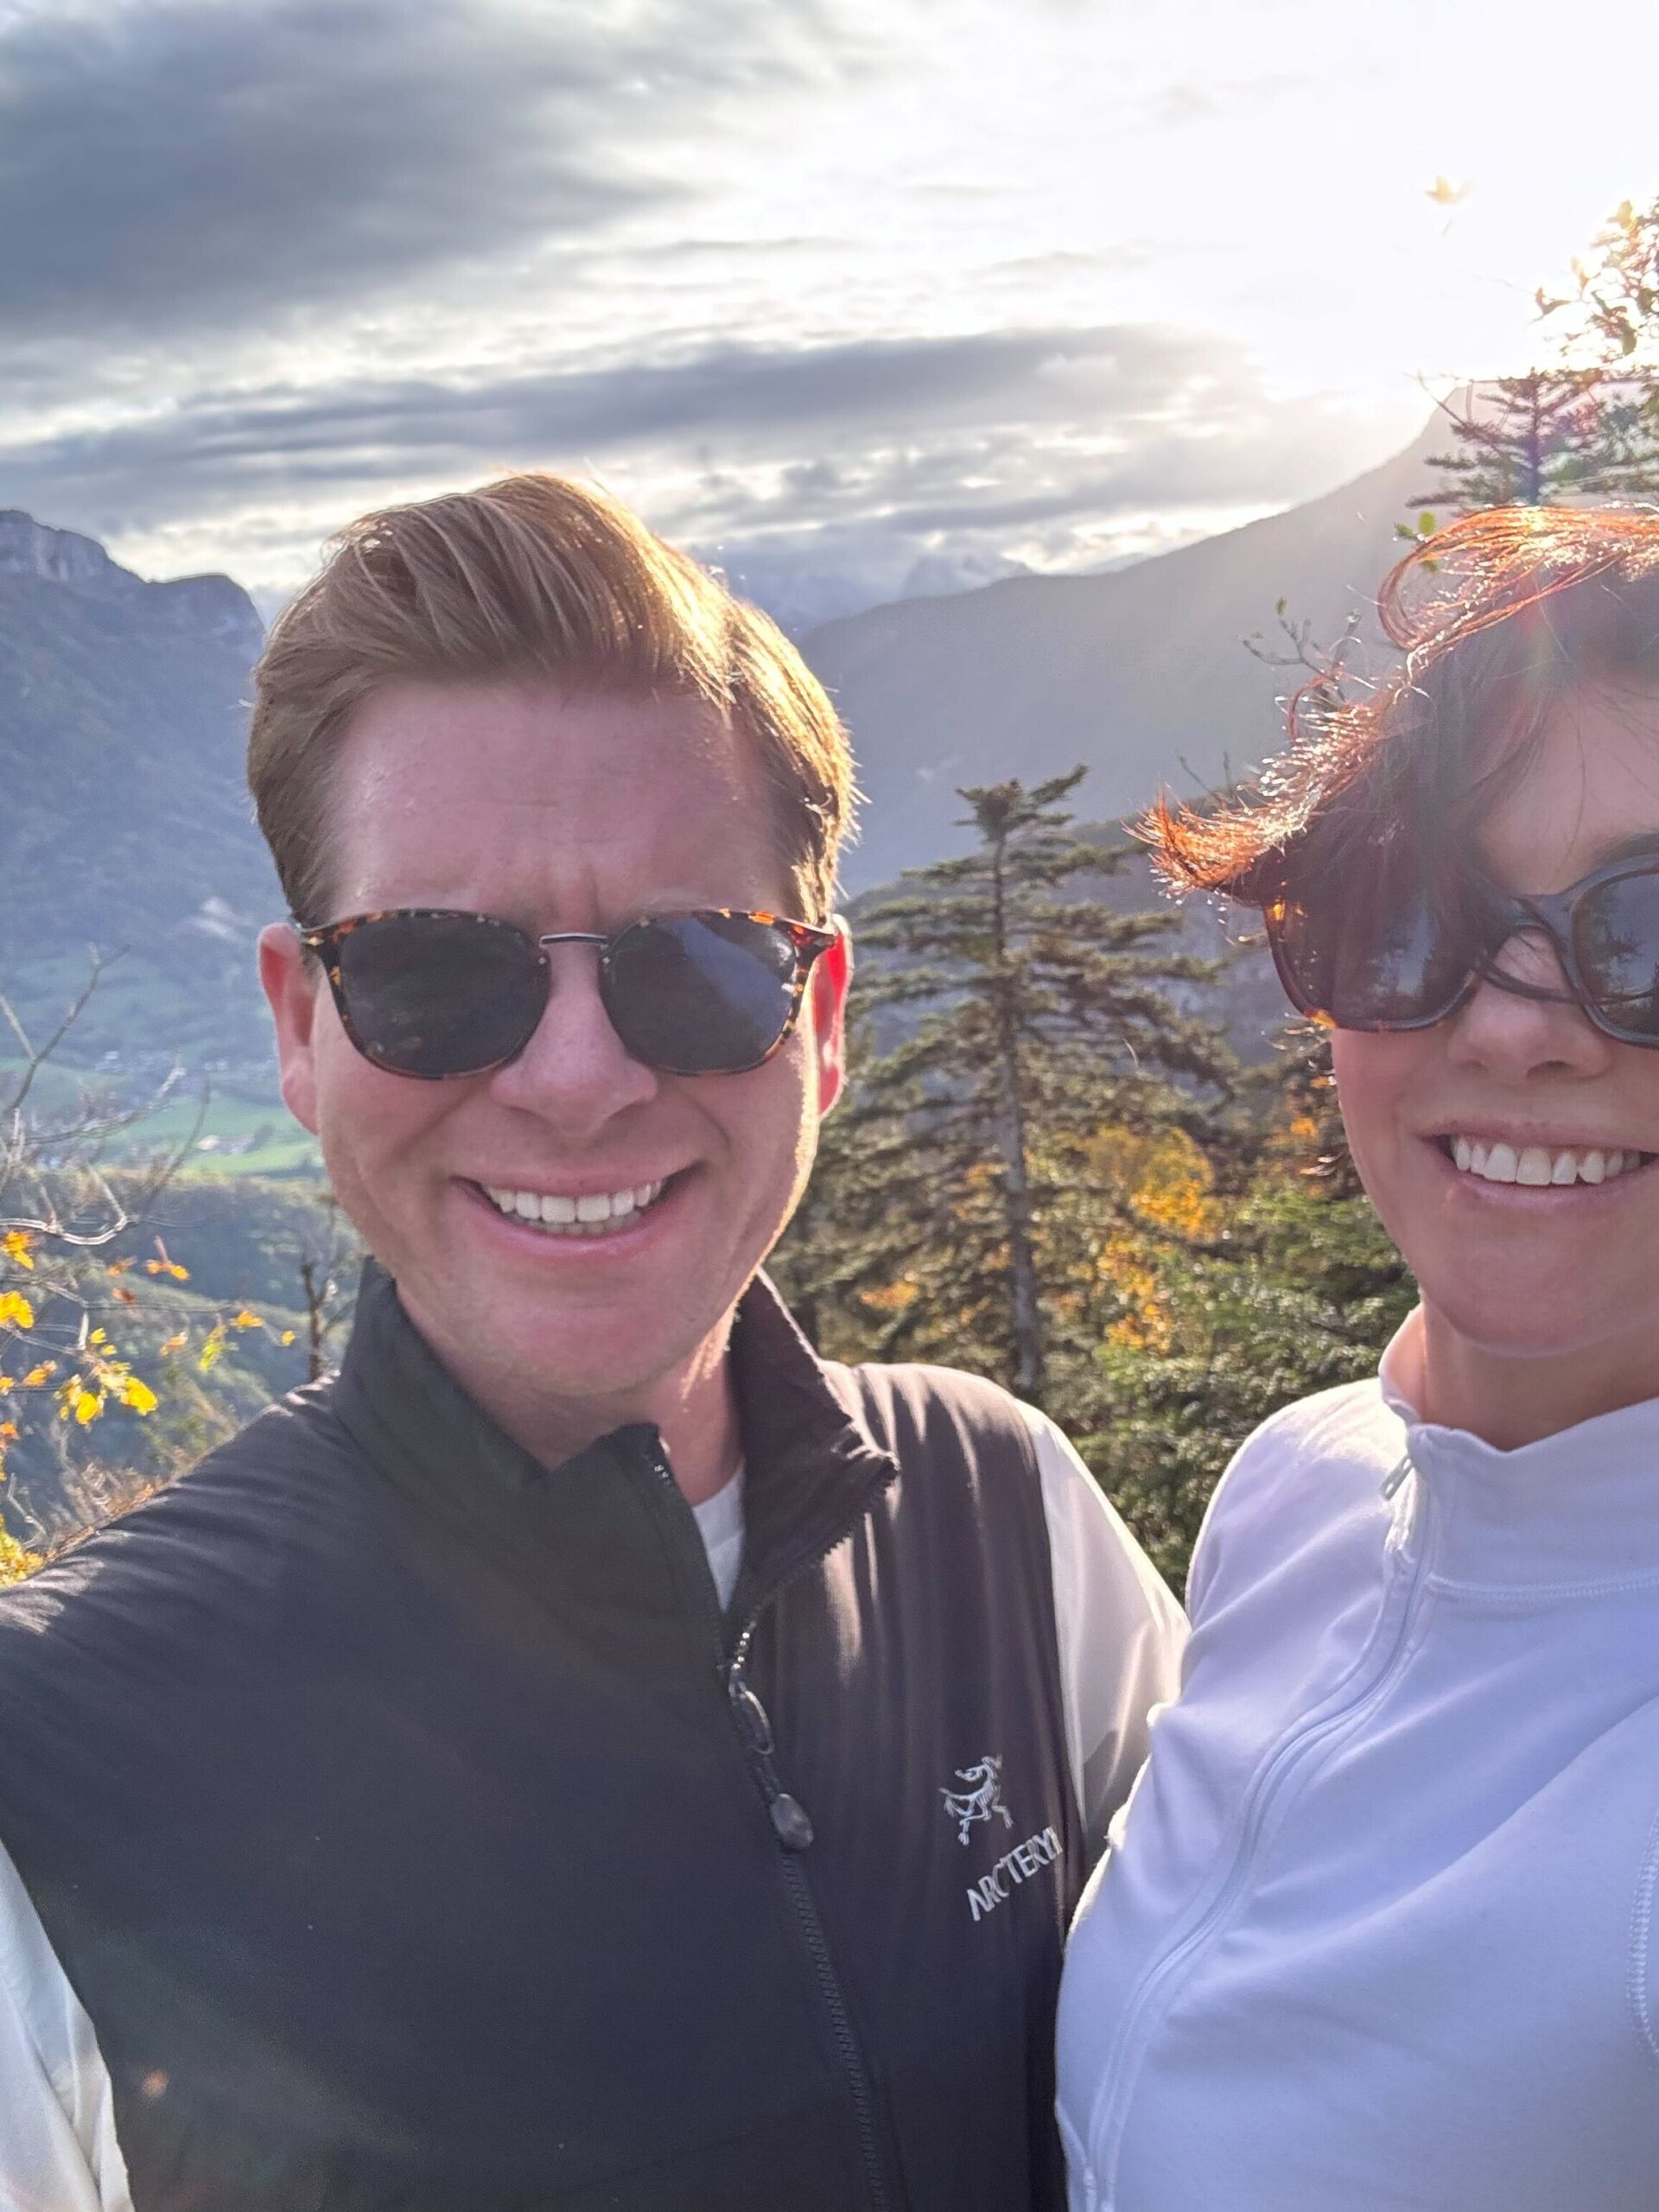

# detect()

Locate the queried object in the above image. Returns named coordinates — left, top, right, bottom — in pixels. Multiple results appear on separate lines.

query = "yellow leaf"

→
left=231, top=1309, right=263, bottom=1331
left=21, top=1363, right=54, bottom=1387
left=278, top=1330, right=296, bottom=1346
left=144, top=1260, right=190, bottom=1282
left=0, top=1292, right=35, bottom=1330
left=60, top=1380, right=102, bottom=1425
left=2, top=1230, right=35, bottom=1270
left=89, top=1328, right=108, bottom=1347
left=0, top=1522, right=41, bottom=1585
left=157, top=1332, right=188, bottom=1357
left=118, top=1378, right=159, bottom=1415
left=0, top=1422, right=16, bottom=1442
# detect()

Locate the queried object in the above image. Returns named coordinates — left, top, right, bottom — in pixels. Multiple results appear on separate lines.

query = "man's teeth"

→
left=1448, top=1138, right=1647, bottom=1187
left=482, top=1179, right=665, bottom=1235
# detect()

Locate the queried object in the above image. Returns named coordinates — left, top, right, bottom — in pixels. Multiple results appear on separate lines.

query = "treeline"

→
left=769, top=771, right=1413, bottom=1584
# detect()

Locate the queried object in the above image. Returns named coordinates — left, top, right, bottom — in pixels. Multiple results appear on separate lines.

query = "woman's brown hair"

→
left=1142, top=505, right=1659, bottom=904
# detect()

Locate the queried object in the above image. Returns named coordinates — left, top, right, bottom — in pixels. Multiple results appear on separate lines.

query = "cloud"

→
left=0, top=0, right=855, bottom=341
left=0, top=322, right=1262, bottom=504
left=0, top=314, right=1394, bottom=628
left=0, top=0, right=1429, bottom=637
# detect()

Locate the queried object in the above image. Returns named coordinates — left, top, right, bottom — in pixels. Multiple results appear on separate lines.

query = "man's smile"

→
left=474, top=1173, right=673, bottom=1237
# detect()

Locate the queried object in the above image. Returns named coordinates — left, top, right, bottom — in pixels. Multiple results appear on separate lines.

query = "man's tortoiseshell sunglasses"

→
left=295, top=907, right=838, bottom=1080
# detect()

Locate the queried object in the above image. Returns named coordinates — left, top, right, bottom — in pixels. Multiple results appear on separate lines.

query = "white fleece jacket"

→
left=1057, top=1313, right=1659, bottom=2212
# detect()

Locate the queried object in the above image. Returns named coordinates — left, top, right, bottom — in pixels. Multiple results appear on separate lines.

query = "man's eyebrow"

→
left=1590, top=831, right=1659, bottom=868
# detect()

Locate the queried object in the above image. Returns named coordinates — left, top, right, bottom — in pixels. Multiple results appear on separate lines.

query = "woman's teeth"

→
left=482, top=1179, right=665, bottom=1236
left=1447, top=1138, right=1649, bottom=1188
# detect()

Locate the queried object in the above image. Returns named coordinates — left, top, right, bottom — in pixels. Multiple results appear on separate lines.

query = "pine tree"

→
left=1414, top=197, right=1659, bottom=518
left=774, top=769, right=1235, bottom=1408
left=1411, top=369, right=1633, bottom=512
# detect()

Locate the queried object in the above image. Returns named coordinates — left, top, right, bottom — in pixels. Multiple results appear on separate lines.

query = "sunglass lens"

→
left=1276, top=865, right=1471, bottom=1028
left=1576, top=870, right=1659, bottom=1040
left=606, top=914, right=801, bottom=1073
left=333, top=913, right=543, bottom=1077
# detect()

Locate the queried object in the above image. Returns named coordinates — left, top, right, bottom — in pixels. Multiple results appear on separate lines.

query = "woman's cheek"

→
left=1331, top=1028, right=1413, bottom=1178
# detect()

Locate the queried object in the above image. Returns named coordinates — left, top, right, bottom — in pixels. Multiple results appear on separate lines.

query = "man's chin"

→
left=450, top=1290, right=673, bottom=1384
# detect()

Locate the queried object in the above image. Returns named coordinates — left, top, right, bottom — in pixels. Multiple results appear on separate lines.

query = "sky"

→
left=2, top=0, right=1657, bottom=631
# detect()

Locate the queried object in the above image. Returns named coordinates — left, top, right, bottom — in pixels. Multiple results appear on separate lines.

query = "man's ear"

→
left=810, top=918, right=853, bottom=1116
left=258, top=924, right=323, bottom=1137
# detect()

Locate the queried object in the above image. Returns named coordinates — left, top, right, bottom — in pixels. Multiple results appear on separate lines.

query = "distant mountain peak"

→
left=0, top=510, right=130, bottom=595
left=802, top=419, right=1445, bottom=889
left=0, top=512, right=278, bottom=1068
left=0, top=510, right=263, bottom=647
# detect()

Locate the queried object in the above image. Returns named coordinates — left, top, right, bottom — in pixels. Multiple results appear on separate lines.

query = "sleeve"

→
left=0, top=1841, right=130, bottom=2212
left=1020, top=1405, right=1189, bottom=1854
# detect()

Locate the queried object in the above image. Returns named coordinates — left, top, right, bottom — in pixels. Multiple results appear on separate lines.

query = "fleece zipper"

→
left=1082, top=1461, right=1436, bottom=2209
left=634, top=1433, right=901, bottom=2212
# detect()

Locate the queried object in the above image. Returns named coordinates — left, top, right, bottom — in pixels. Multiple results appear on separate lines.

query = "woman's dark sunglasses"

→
left=1263, top=850, right=1659, bottom=1046
left=296, top=907, right=838, bottom=1080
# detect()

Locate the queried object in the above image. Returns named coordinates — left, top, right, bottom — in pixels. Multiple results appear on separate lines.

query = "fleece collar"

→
left=1376, top=1309, right=1659, bottom=1597
left=332, top=1261, right=898, bottom=1619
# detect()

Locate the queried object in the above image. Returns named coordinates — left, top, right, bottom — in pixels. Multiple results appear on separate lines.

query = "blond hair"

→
left=249, top=474, right=855, bottom=925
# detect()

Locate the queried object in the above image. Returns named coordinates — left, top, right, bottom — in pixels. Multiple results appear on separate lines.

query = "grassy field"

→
left=0, top=1058, right=321, bottom=1179
left=113, top=1090, right=321, bottom=1178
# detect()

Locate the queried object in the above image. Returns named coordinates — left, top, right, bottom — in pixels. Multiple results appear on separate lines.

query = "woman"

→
left=1056, top=507, right=1659, bottom=2212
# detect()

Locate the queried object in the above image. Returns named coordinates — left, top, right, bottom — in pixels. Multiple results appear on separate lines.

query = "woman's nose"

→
left=1447, top=926, right=1614, bottom=1076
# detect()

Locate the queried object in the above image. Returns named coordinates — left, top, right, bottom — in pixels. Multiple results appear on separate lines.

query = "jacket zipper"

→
left=1084, top=1463, right=1436, bottom=2206
left=639, top=1437, right=898, bottom=2212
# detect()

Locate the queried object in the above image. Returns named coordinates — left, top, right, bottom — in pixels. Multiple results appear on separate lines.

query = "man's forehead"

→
left=327, top=676, right=785, bottom=911
left=340, top=672, right=736, bottom=764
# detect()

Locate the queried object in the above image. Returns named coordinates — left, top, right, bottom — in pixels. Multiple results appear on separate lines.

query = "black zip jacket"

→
left=0, top=1266, right=1088, bottom=2209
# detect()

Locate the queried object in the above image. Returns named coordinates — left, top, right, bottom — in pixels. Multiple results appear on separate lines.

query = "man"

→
left=0, top=475, right=1184, bottom=2211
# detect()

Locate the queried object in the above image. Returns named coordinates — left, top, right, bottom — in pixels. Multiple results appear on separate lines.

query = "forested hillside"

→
left=802, top=423, right=1438, bottom=888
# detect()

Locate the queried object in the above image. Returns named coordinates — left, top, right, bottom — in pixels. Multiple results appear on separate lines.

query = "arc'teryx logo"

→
left=941, top=1754, right=1015, bottom=1847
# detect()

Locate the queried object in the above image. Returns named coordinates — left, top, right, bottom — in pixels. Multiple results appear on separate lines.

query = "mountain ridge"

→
left=0, top=429, right=1439, bottom=1077
left=800, top=421, right=1440, bottom=888
left=0, top=519, right=277, bottom=1073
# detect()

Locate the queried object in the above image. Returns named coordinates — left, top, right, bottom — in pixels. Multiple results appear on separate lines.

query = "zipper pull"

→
left=768, top=1792, right=815, bottom=1851
left=1380, top=1452, right=1412, bottom=1502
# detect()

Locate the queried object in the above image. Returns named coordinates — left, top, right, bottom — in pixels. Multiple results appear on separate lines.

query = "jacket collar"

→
left=725, top=1271, right=899, bottom=1611
left=333, top=1261, right=897, bottom=1607
left=1377, top=1307, right=1659, bottom=1596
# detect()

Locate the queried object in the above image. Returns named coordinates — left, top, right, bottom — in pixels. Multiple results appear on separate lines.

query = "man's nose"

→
left=1446, top=925, right=1614, bottom=1077
left=484, top=942, right=658, bottom=1126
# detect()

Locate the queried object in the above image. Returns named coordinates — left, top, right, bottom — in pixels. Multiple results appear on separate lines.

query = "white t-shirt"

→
left=690, top=1463, right=747, bottom=1609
